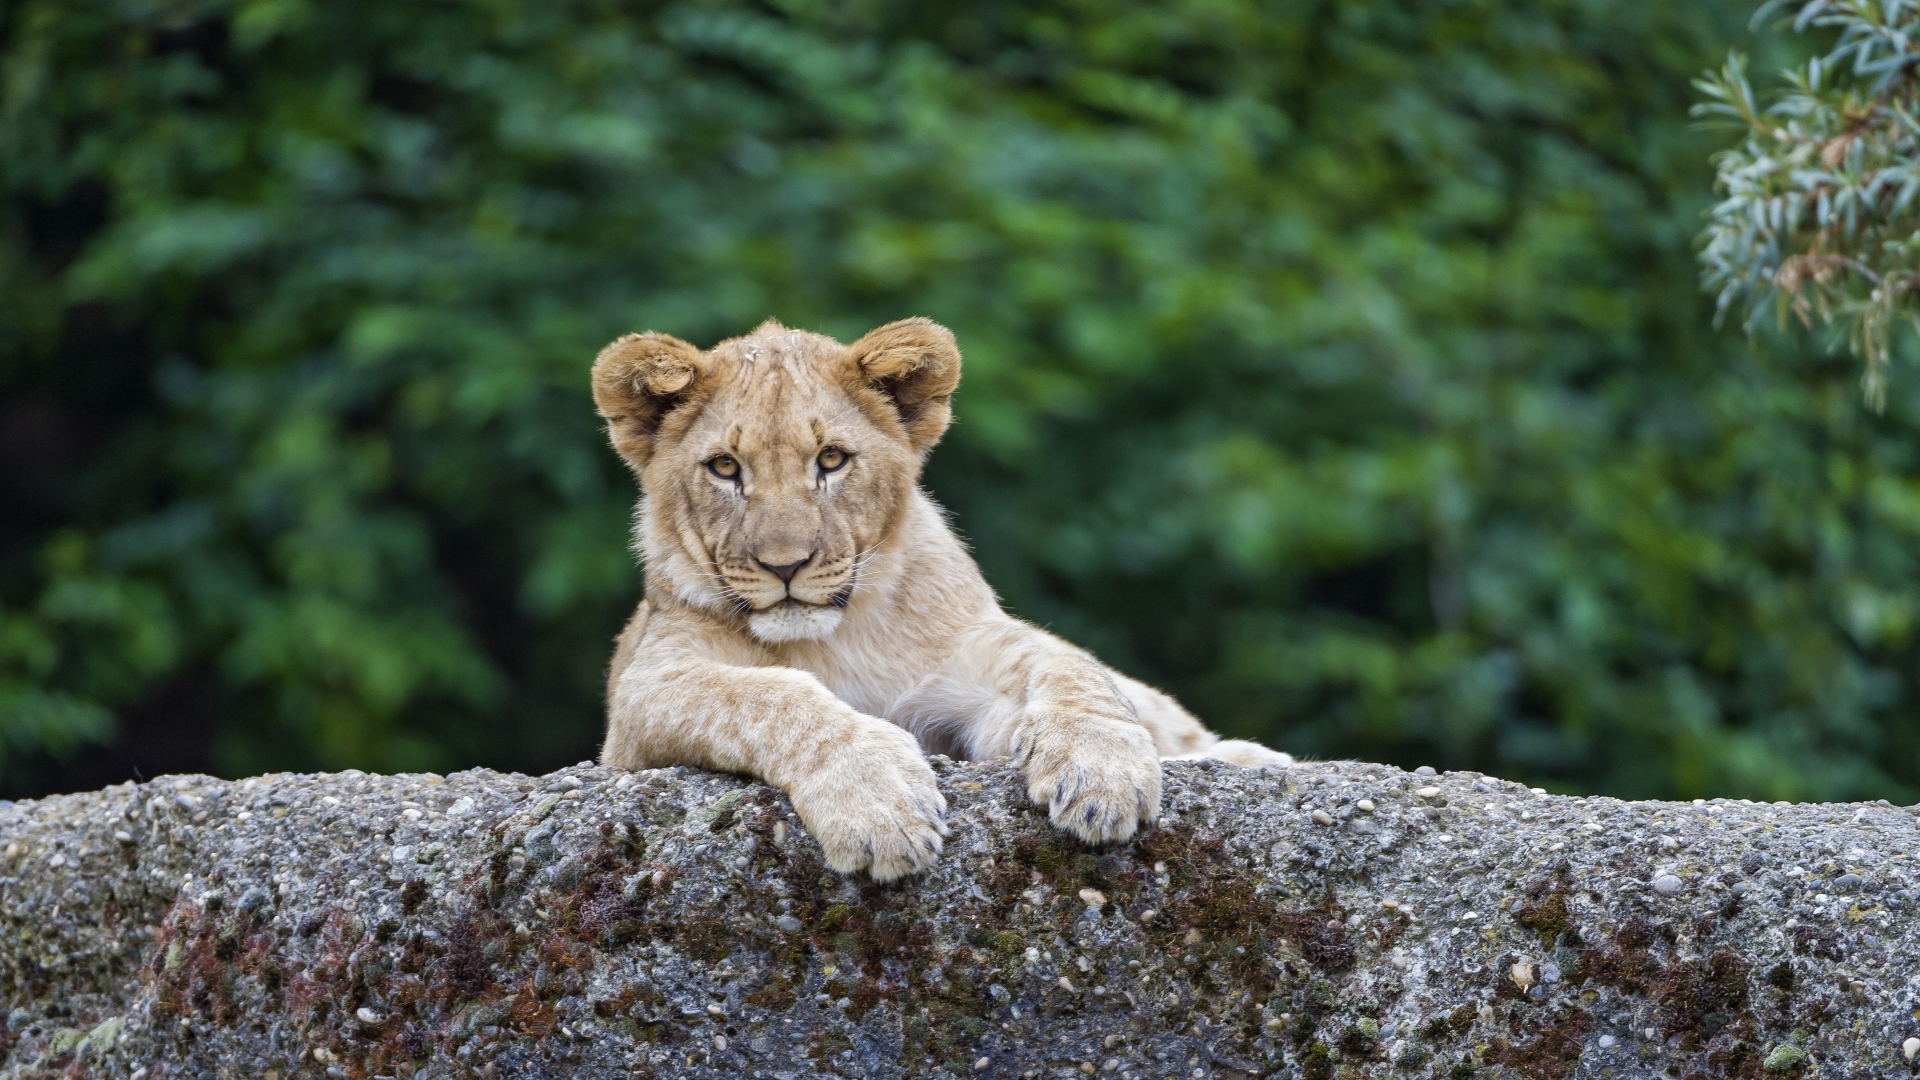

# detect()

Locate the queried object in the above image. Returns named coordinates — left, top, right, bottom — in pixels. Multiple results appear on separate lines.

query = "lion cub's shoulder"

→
left=606, top=599, right=650, bottom=709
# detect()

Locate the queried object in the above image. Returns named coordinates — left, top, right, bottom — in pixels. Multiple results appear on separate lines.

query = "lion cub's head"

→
left=591, top=318, right=960, bottom=643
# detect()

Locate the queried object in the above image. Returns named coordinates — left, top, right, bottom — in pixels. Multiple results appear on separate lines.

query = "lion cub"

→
left=593, top=317, right=1290, bottom=881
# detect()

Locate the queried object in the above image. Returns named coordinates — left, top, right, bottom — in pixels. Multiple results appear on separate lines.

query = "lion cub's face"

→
left=591, top=319, right=961, bottom=643
left=655, top=327, right=915, bottom=643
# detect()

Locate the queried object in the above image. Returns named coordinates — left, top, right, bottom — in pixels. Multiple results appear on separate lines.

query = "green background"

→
left=6, top=0, right=1916, bottom=803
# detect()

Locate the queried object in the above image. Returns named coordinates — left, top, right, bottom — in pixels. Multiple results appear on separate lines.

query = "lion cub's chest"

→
left=786, top=653, right=921, bottom=719
left=776, top=635, right=1000, bottom=734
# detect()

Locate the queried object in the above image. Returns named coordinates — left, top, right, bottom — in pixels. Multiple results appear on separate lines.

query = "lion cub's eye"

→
left=817, top=447, right=848, bottom=472
left=708, top=455, right=740, bottom=480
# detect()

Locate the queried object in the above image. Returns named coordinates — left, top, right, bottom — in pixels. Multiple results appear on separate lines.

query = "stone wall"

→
left=1, top=757, right=1916, bottom=1079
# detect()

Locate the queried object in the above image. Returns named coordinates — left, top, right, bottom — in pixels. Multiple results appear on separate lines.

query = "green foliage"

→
left=3, top=0, right=1918, bottom=801
left=1698, top=0, right=1920, bottom=406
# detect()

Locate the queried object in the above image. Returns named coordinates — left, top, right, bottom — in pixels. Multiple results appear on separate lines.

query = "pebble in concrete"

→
left=1763, top=1045, right=1809, bottom=1072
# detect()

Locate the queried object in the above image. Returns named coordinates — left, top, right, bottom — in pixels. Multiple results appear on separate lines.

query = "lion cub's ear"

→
left=591, top=332, right=711, bottom=471
left=845, top=317, right=961, bottom=452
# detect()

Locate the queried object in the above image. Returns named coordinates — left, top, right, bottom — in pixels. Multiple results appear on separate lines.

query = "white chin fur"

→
left=748, top=603, right=844, bottom=643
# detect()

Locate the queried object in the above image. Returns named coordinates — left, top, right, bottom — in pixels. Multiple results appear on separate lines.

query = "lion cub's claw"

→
left=1035, top=771, right=1157, bottom=846
left=1025, top=724, right=1162, bottom=847
left=790, top=724, right=947, bottom=883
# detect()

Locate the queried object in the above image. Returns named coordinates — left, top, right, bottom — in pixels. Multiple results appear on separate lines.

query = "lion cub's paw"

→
left=1025, top=721, right=1162, bottom=847
left=788, top=722, right=948, bottom=883
left=1203, top=738, right=1295, bottom=770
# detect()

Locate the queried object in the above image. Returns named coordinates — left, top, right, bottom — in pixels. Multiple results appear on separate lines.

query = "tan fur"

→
left=593, top=318, right=1291, bottom=881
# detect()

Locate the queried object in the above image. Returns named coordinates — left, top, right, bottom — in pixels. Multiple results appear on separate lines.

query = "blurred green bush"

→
left=4, top=0, right=1915, bottom=801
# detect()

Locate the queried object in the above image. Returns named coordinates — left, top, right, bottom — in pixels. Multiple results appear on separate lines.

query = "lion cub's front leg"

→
left=605, top=660, right=946, bottom=881
left=783, top=715, right=949, bottom=882
left=1014, top=654, right=1163, bottom=845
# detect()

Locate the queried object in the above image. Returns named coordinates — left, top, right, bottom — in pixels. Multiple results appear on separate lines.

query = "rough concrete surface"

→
left=0, top=757, right=1917, bottom=1080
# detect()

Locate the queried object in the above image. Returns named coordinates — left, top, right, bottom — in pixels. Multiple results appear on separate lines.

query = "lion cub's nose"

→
left=756, top=554, right=814, bottom=584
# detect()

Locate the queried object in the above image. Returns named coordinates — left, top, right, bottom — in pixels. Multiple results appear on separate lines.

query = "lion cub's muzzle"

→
left=728, top=552, right=858, bottom=643
left=722, top=552, right=858, bottom=614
